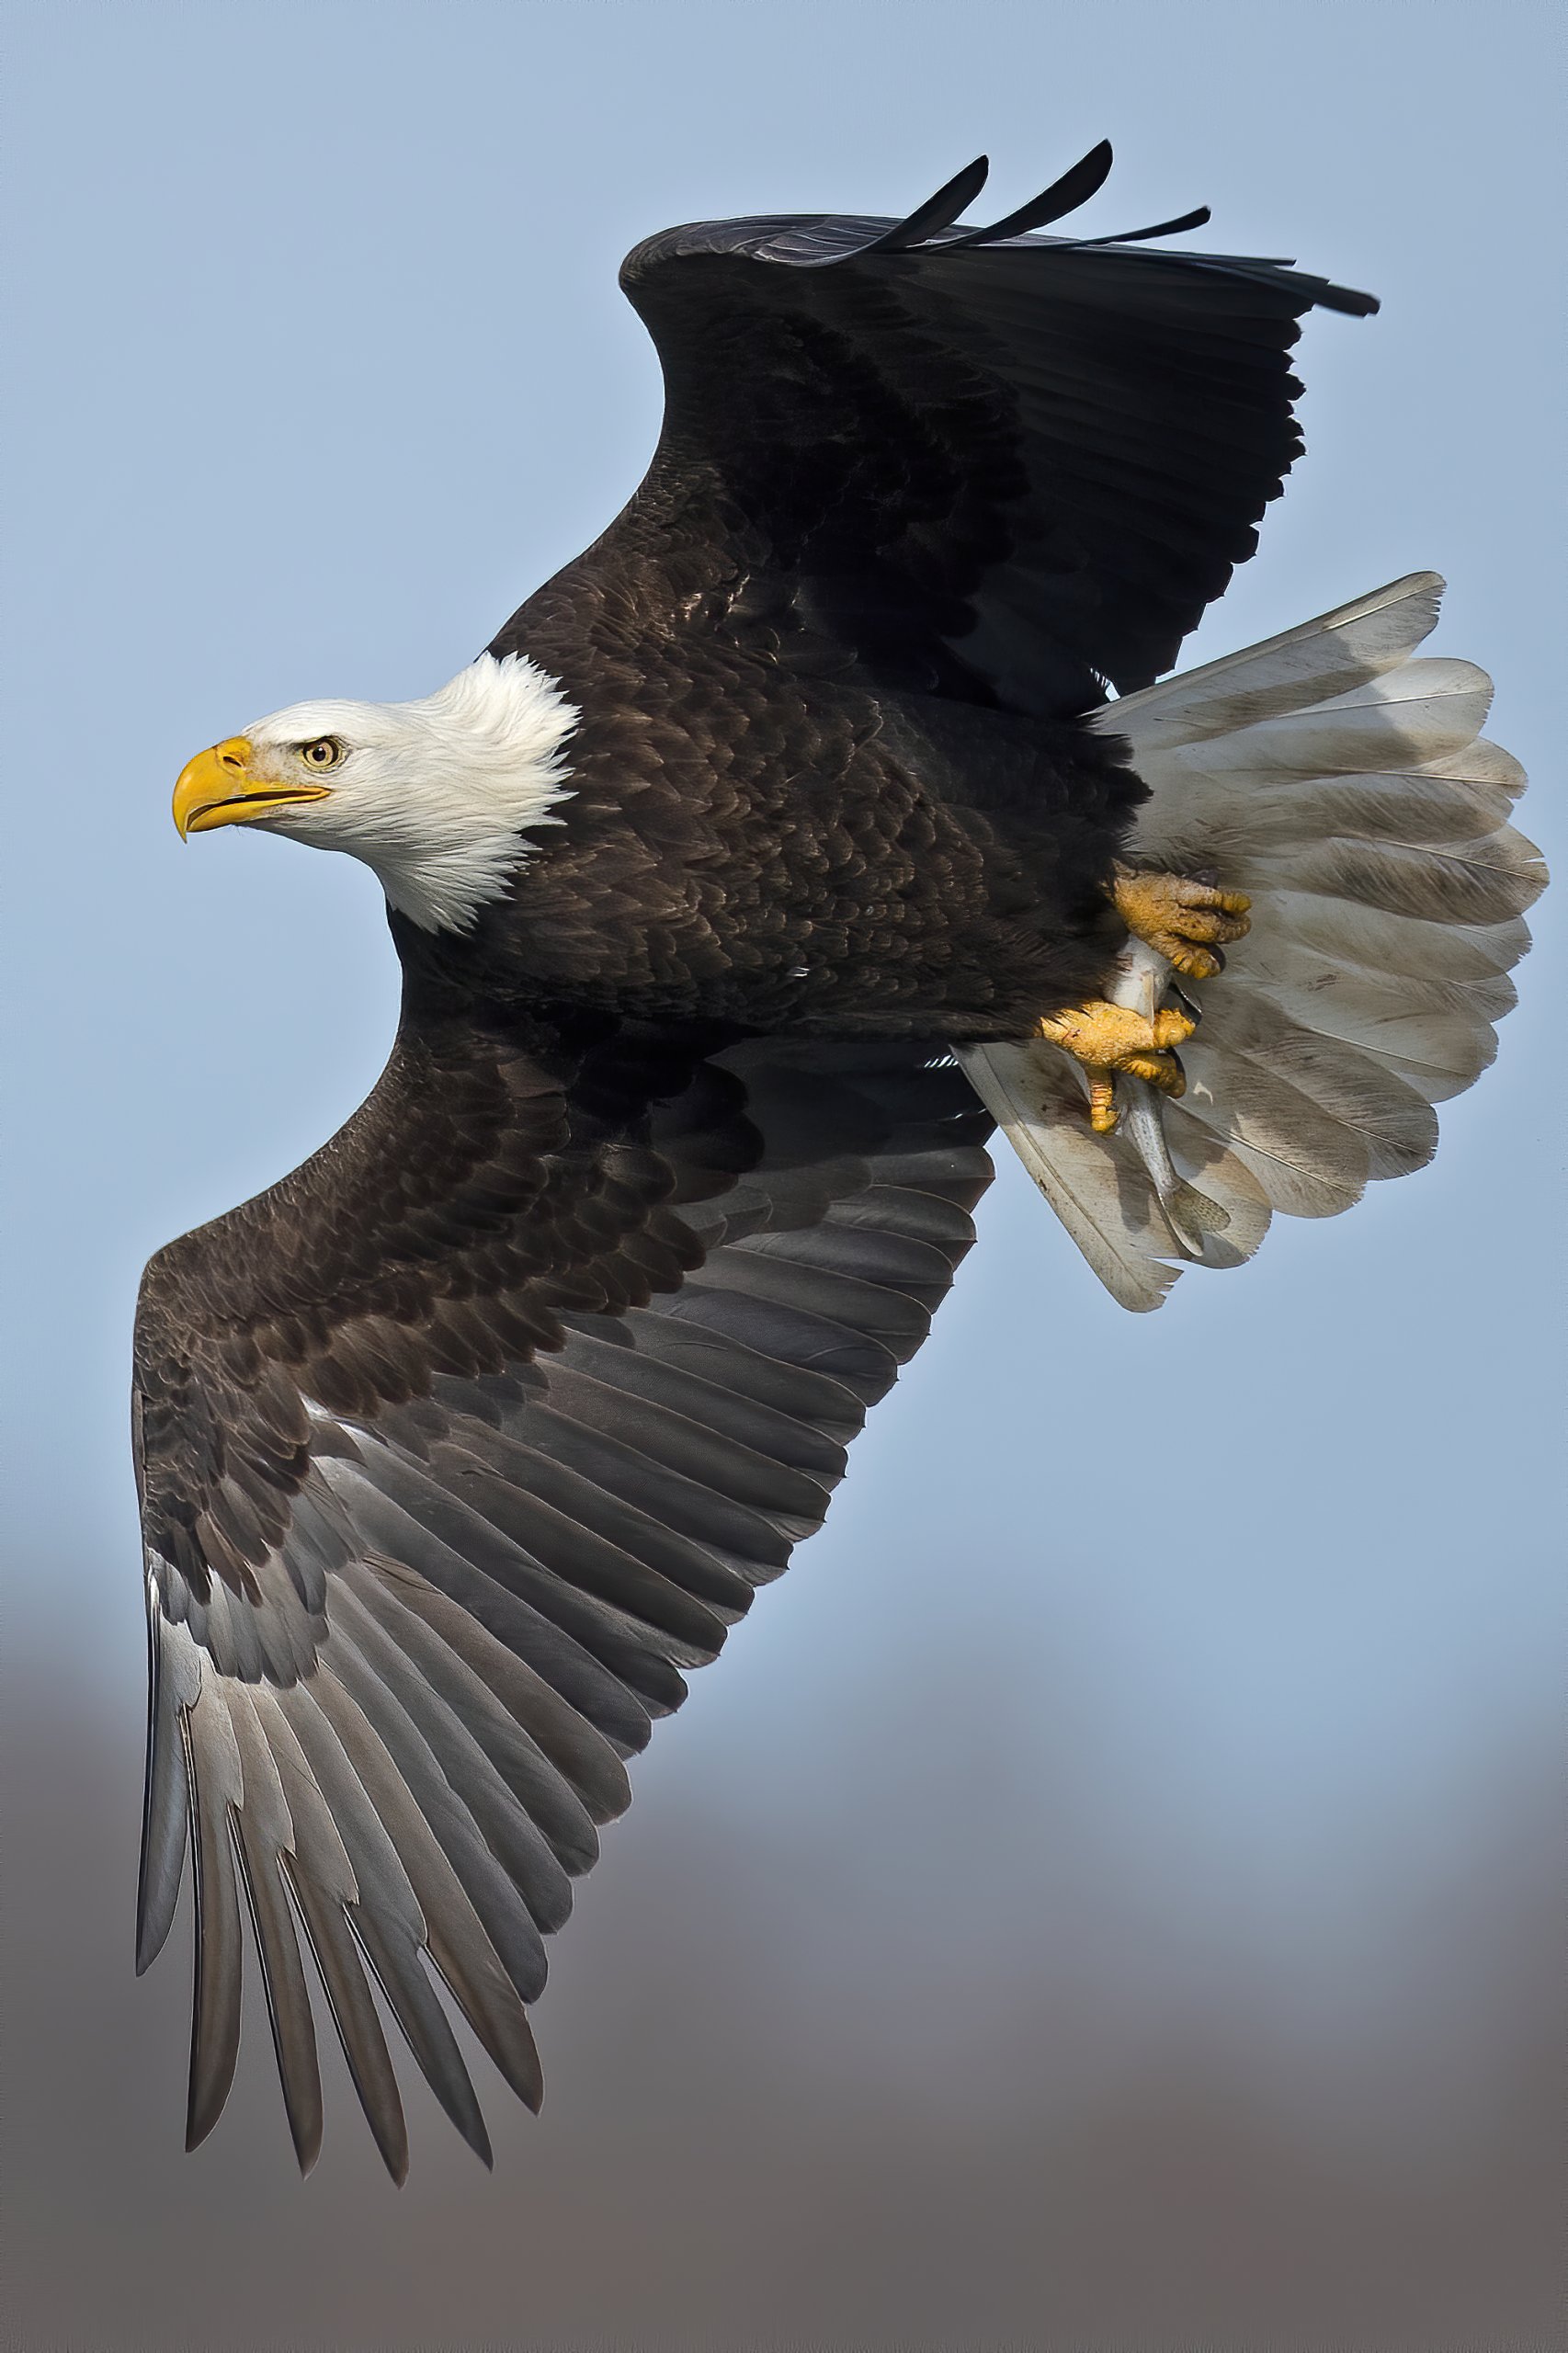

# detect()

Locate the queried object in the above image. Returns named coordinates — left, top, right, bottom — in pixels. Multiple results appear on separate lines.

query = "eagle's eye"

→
left=299, top=736, right=346, bottom=770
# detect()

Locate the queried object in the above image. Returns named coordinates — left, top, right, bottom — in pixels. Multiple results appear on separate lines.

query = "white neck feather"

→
left=246, top=653, right=579, bottom=933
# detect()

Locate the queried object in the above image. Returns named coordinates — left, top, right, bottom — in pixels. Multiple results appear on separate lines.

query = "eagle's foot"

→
left=1037, top=1000, right=1196, bottom=1133
left=1112, top=865, right=1252, bottom=979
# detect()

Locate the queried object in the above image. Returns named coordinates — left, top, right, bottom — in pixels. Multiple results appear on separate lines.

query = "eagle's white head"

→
left=172, top=654, right=579, bottom=934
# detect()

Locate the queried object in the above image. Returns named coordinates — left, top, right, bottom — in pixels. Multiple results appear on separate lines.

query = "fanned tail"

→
left=960, top=574, right=1545, bottom=1309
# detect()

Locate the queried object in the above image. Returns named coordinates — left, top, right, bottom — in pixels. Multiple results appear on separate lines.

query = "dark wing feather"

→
left=506, top=145, right=1374, bottom=718
left=134, top=1017, right=990, bottom=2173
left=948, top=140, right=1115, bottom=245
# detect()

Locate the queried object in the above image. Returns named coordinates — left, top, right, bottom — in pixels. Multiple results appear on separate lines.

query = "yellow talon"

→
left=1111, top=865, right=1251, bottom=977
left=1037, top=998, right=1194, bottom=1130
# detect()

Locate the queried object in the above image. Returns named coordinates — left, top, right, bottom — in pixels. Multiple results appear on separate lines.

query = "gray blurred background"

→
left=4, top=3, right=1562, bottom=2347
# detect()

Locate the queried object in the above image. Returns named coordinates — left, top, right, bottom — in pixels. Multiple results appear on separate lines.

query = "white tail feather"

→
left=1102, top=572, right=1445, bottom=749
left=959, top=1042, right=1183, bottom=1312
left=962, top=574, right=1543, bottom=1307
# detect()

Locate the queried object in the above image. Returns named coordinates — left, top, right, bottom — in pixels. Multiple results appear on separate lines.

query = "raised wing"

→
left=133, top=1017, right=991, bottom=2175
left=511, top=146, right=1376, bottom=719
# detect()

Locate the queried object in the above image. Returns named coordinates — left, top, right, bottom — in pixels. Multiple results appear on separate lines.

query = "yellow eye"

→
left=299, top=737, right=345, bottom=770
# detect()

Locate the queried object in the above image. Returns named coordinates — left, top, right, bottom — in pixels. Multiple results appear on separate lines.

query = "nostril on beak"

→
left=220, top=747, right=246, bottom=771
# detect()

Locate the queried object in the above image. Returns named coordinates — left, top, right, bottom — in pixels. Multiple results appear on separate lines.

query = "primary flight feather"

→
left=136, top=147, right=1543, bottom=2175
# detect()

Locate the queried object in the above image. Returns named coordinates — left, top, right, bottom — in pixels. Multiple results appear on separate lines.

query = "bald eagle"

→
left=137, top=147, right=1543, bottom=2177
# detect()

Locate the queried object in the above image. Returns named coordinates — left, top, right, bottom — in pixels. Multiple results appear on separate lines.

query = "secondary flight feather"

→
left=137, top=146, right=1543, bottom=2175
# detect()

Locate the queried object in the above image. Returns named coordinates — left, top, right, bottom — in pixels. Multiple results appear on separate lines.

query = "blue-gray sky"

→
left=4, top=3, right=1562, bottom=2346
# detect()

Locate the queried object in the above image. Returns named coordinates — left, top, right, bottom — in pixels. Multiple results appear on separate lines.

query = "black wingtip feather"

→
left=1068, top=205, right=1214, bottom=248
left=835, top=154, right=1375, bottom=325
left=859, top=155, right=990, bottom=254
left=1317, top=279, right=1381, bottom=318
left=949, top=138, right=1115, bottom=245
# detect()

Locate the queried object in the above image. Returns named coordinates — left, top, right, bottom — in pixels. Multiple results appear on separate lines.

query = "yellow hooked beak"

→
left=172, top=738, right=332, bottom=838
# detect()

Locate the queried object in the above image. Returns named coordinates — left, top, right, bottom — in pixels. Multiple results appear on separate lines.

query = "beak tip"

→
left=173, top=737, right=253, bottom=840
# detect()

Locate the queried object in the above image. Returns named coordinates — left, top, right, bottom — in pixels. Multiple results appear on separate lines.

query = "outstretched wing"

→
left=506, top=145, right=1375, bottom=719
left=133, top=1015, right=991, bottom=2176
